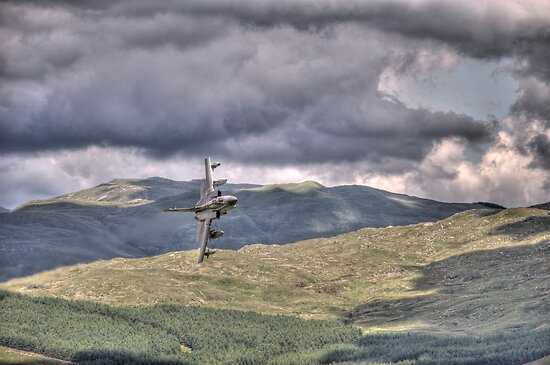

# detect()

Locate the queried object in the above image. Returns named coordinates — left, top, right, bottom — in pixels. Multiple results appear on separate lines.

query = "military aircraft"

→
left=163, top=157, right=238, bottom=263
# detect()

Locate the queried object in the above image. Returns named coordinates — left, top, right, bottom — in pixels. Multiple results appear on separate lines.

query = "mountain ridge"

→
left=0, top=178, right=495, bottom=281
left=3, top=207, right=548, bottom=335
left=531, top=201, right=550, bottom=210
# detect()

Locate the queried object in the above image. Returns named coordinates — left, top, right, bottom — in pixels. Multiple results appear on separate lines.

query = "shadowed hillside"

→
left=531, top=201, right=550, bottom=210
left=0, top=346, right=70, bottom=365
left=1, top=291, right=547, bottom=365
left=0, top=178, right=488, bottom=281
left=349, top=242, right=548, bottom=332
left=4, top=207, right=548, bottom=335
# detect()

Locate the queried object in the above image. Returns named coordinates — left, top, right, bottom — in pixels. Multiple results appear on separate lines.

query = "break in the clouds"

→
left=0, top=0, right=549, bottom=208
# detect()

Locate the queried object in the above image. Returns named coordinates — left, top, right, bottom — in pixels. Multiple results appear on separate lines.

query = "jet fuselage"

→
left=196, top=195, right=238, bottom=214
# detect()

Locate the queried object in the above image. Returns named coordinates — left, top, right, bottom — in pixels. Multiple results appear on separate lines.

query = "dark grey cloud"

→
left=50, top=0, right=550, bottom=60
left=528, top=134, right=550, bottom=170
left=0, top=1, right=498, bottom=168
left=512, top=77, right=550, bottom=125
left=507, top=76, right=550, bottom=170
left=0, top=0, right=548, bottom=180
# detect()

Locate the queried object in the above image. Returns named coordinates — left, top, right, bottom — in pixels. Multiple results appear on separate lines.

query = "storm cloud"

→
left=0, top=0, right=549, bottom=207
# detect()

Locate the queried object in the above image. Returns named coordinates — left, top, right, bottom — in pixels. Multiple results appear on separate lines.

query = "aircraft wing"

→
left=196, top=218, right=212, bottom=263
left=163, top=207, right=197, bottom=212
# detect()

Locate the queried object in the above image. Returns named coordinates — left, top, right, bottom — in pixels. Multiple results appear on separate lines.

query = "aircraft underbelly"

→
left=195, top=210, right=217, bottom=221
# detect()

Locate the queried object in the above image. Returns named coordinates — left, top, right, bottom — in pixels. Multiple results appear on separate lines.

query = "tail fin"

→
left=199, top=157, right=216, bottom=205
left=205, top=157, right=214, bottom=192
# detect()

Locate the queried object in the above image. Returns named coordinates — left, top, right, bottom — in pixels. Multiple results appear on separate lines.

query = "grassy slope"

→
left=525, top=356, right=550, bottom=365
left=2, top=208, right=549, bottom=334
left=0, top=291, right=360, bottom=365
left=1, top=179, right=484, bottom=282
left=1, top=291, right=546, bottom=365
left=0, top=346, right=71, bottom=365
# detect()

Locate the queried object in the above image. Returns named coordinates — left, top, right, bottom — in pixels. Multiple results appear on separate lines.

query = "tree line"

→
left=0, top=290, right=547, bottom=364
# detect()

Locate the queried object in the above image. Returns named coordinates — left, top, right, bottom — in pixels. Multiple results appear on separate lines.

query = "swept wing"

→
left=163, top=207, right=196, bottom=212
left=196, top=218, right=212, bottom=263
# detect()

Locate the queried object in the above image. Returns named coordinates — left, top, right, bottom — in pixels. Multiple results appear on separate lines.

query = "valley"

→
left=3, top=207, right=548, bottom=334
left=1, top=181, right=548, bottom=364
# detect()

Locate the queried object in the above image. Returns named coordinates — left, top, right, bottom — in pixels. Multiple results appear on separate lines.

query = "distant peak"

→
left=241, top=180, right=325, bottom=193
left=300, top=180, right=325, bottom=187
left=143, top=176, right=175, bottom=183
left=530, top=201, right=550, bottom=210
left=107, top=178, right=141, bottom=185
left=474, top=201, right=506, bottom=209
left=107, top=177, right=175, bottom=185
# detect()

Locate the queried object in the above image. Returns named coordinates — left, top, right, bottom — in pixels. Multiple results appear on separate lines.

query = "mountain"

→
left=3, top=207, right=548, bottom=334
left=531, top=202, right=550, bottom=210
left=0, top=206, right=8, bottom=213
left=1, top=207, right=548, bottom=364
left=3, top=289, right=546, bottom=365
left=0, top=177, right=490, bottom=281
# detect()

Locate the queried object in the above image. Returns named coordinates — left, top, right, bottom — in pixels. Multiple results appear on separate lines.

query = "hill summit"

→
left=1, top=178, right=490, bottom=281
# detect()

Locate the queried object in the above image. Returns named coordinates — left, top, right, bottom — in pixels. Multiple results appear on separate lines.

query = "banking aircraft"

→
left=164, top=158, right=237, bottom=263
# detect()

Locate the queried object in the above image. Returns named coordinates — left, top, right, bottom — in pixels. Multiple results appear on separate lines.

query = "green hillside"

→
left=3, top=208, right=549, bottom=335
left=0, top=290, right=360, bottom=365
left=0, top=345, right=70, bottom=365
left=1, top=290, right=547, bottom=365
left=0, top=178, right=487, bottom=281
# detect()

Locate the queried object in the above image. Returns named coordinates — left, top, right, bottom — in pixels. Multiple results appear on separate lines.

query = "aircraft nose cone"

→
left=228, top=196, right=238, bottom=206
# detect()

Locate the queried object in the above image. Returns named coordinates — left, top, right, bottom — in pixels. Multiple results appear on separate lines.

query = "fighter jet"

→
left=163, top=157, right=238, bottom=263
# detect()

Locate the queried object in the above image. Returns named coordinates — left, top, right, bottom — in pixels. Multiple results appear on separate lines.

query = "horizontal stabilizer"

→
left=163, top=207, right=197, bottom=212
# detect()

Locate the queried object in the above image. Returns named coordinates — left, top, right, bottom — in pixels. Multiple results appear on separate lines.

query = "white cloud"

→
left=359, top=136, right=549, bottom=207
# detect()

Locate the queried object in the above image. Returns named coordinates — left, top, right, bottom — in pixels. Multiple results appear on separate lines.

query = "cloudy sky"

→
left=1, top=0, right=549, bottom=208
